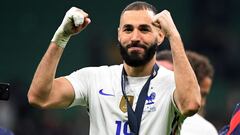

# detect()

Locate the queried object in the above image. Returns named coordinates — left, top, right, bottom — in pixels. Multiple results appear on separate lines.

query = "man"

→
left=219, top=103, right=240, bottom=135
left=28, top=1, right=201, bottom=135
left=156, top=50, right=218, bottom=135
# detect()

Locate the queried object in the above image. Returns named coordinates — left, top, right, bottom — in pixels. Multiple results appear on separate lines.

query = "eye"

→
left=122, top=24, right=133, bottom=33
left=140, top=27, right=150, bottom=33
left=123, top=27, right=133, bottom=33
left=139, top=25, right=151, bottom=33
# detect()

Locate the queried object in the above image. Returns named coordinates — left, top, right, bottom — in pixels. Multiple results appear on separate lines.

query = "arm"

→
left=27, top=7, right=91, bottom=109
left=153, top=10, right=201, bottom=116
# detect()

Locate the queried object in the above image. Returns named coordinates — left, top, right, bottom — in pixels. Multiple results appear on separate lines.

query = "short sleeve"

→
left=65, top=68, right=91, bottom=108
left=171, top=89, right=182, bottom=115
left=170, top=89, right=186, bottom=134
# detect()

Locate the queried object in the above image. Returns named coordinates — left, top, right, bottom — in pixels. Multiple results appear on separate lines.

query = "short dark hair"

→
left=156, top=50, right=214, bottom=84
left=156, top=50, right=173, bottom=63
left=186, top=51, right=214, bottom=83
left=121, top=1, right=158, bottom=15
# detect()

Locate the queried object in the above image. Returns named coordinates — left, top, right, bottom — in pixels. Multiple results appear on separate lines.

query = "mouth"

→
left=128, top=46, right=144, bottom=52
left=126, top=43, right=146, bottom=53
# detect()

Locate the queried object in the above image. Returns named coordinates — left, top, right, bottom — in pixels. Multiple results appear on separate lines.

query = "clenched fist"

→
left=51, top=7, right=91, bottom=48
left=152, top=10, right=180, bottom=39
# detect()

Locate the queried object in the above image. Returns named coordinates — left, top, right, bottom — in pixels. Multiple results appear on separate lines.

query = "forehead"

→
left=119, top=10, right=155, bottom=27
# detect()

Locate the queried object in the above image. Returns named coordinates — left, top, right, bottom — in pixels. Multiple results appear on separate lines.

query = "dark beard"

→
left=118, top=41, right=157, bottom=67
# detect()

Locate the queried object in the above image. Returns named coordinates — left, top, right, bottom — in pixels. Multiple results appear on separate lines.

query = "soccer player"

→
left=28, top=1, right=201, bottom=134
left=157, top=50, right=218, bottom=135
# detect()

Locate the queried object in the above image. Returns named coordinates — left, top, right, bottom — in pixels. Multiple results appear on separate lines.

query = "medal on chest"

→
left=119, top=96, right=134, bottom=113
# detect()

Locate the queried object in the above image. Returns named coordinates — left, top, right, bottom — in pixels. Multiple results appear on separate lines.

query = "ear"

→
left=156, top=30, right=165, bottom=45
left=117, top=27, right=121, bottom=42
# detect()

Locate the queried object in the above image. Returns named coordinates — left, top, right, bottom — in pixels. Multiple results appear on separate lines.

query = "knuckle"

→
left=71, top=7, right=79, bottom=10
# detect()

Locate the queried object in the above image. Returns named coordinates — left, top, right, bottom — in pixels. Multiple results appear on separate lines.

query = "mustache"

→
left=126, top=43, right=147, bottom=49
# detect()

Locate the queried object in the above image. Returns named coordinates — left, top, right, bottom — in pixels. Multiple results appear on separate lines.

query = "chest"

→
left=89, top=77, right=172, bottom=117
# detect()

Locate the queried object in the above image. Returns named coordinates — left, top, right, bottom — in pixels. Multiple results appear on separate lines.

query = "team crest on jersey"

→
left=119, top=96, right=134, bottom=113
left=146, top=92, right=156, bottom=105
left=145, top=92, right=156, bottom=112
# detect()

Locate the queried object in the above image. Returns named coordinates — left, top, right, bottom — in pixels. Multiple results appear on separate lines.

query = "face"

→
left=198, top=76, right=212, bottom=116
left=118, top=10, right=164, bottom=67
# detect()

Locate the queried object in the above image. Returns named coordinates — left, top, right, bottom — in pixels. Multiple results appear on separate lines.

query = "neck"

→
left=197, top=107, right=205, bottom=117
left=123, top=57, right=156, bottom=77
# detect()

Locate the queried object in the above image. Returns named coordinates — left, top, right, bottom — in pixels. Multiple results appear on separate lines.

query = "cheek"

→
left=119, top=39, right=128, bottom=47
left=119, top=34, right=130, bottom=44
left=144, top=34, right=158, bottom=44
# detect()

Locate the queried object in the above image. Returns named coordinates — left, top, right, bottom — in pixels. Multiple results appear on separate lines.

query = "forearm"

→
left=28, top=43, right=63, bottom=105
left=170, top=34, right=201, bottom=116
left=153, top=10, right=200, bottom=116
left=28, top=7, right=91, bottom=109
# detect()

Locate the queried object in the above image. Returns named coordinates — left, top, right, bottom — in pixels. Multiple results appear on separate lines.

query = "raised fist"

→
left=51, top=7, right=91, bottom=48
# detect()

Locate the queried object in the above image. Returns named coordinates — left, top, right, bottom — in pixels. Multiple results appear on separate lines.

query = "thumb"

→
left=75, top=18, right=91, bottom=32
left=84, top=18, right=91, bottom=26
left=72, top=13, right=85, bottom=27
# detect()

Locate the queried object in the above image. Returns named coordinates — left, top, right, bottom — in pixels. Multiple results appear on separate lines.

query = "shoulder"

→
left=154, top=65, right=175, bottom=83
left=187, top=114, right=214, bottom=125
left=182, top=114, right=218, bottom=134
left=70, top=64, right=123, bottom=74
left=157, top=65, right=174, bottom=77
left=85, top=64, right=122, bottom=71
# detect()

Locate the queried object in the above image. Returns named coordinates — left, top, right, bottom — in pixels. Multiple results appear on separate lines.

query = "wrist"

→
left=169, top=32, right=181, bottom=42
left=51, top=28, right=71, bottom=49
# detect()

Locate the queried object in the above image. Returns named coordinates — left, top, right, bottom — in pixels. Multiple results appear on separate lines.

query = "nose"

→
left=131, top=29, right=141, bottom=43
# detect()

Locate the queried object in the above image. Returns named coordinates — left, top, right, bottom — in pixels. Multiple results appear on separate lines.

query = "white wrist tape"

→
left=51, top=28, right=70, bottom=48
left=51, top=7, right=85, bottom=48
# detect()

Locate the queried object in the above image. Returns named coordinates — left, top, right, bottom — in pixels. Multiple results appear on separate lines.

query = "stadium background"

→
left=0, top=0, right=240, bottom=134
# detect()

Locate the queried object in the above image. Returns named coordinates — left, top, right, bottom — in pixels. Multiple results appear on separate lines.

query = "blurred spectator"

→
left=219, top=103, right=240, bottom=135
left=0, top=127, right=14, bottom=135
left=156, top=50, right=218, bottom=135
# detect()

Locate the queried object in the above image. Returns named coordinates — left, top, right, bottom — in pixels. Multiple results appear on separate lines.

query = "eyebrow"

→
left=122, top=24, right=151, bottom=29
left=122, top=24, right=133, bottom=28
left=139, top=24, right=151, bottom=29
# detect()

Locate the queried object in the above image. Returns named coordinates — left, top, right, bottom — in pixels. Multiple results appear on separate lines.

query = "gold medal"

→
left=119, top=96, right=134, bottom=113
